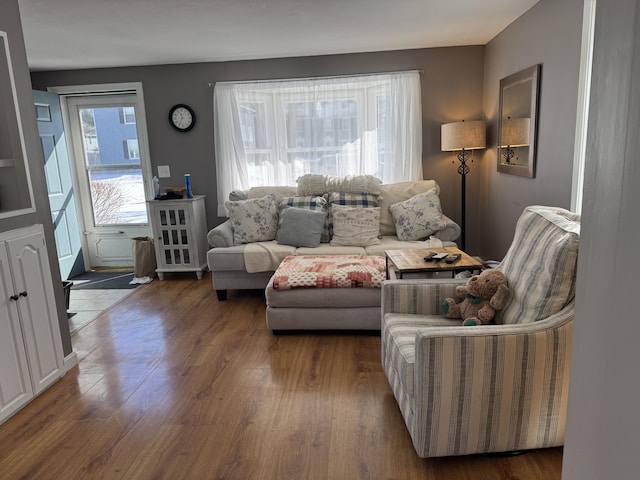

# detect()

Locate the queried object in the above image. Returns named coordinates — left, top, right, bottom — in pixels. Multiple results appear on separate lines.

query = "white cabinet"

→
left=0, top=30, right=35, bottom=219
left=147, top=195, right=208, bottom=280
left=0, top=225, right=64, bottom=424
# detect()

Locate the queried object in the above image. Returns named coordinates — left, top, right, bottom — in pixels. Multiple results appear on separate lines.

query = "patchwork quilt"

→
left=272, top=255, right=386, bottom=290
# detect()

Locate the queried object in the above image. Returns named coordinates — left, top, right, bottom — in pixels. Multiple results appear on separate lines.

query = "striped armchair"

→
left=381, top=206, right=580, bottom=457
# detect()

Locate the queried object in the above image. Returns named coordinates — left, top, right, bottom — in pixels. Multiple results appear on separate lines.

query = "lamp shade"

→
left=500, top=117, right=530, bottom=147
left=441, top=120, right=486, bottom=151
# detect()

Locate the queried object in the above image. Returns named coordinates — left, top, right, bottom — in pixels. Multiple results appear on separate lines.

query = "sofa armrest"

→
left=207, top=219, right=234, bottom=248
left=410, top=303, right=574, bottom=456
left=382, top=278, right=466, bottom=316
left=432, top=214, right=461, bottom=243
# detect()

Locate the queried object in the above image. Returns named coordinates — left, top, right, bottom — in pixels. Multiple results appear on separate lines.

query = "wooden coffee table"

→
left=385, top=247, right=484, bottom=279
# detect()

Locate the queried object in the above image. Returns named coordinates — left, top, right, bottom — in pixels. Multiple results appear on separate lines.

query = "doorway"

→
left=49, top=84, right=153, bottom=270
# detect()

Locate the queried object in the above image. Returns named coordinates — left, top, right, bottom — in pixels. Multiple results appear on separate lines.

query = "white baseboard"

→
left=63, top=351, right=78, bottom=372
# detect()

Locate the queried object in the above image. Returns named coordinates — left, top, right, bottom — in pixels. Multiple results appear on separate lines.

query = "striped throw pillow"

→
left=496, top=206, right=580, bottom=324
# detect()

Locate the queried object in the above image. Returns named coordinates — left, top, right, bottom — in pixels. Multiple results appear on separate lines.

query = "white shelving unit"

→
left=0, top=30, right=35, bottom=219
left=147, top=195, right=208, bottom=280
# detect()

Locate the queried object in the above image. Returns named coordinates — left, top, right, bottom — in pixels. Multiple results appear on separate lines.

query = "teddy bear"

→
left=442, top=269, right=510, bottom=326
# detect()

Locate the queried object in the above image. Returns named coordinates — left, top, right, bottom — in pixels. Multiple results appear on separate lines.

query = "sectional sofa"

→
left=206, top=175, right=461, bottom=301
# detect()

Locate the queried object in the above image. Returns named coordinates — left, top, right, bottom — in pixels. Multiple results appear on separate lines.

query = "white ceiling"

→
left=19, top=0, right=539, bottom=72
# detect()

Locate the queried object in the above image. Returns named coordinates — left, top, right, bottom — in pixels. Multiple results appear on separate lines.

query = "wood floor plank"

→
left=0, top=273, right=563, bottom=479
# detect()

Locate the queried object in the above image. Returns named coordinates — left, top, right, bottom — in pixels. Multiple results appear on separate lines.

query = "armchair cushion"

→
left=497, top=206, right=580, bottom=325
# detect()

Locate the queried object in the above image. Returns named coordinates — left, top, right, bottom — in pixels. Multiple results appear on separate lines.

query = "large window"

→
left=213, top=71, right=422, bottom=215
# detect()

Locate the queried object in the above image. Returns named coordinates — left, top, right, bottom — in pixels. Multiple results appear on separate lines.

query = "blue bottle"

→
left=184, top=173, right=193, bottom=198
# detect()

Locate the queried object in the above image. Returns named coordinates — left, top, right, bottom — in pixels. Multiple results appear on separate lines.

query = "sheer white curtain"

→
left=213, top=71, right=422, bottom=216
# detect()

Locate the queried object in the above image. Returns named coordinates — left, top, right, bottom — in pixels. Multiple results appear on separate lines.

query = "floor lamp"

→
left=441, top=120, right=486, bottom=251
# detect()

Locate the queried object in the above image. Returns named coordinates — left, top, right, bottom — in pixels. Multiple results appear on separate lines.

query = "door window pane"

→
left=79, top=105, right=148, bottom=226
left=88, top=168, right=147, bottom=225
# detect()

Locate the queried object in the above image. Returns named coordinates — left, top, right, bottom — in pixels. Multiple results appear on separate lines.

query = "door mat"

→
left=70, top=271, right=137, bottom=290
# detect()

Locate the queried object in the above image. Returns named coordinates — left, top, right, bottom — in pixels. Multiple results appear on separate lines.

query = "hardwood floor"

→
left=0, top=273, right=563, bottom=479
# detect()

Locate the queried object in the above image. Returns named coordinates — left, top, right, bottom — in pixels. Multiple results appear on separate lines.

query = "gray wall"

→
left=30, top=47, right=485, bottom=240
left=478, top=0, right=584, bottom=260
left=0, top=0, right=72, bottom=356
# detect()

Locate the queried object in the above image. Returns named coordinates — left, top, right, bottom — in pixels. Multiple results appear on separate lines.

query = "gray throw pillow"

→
left=276, top=206, right=327, bottom=248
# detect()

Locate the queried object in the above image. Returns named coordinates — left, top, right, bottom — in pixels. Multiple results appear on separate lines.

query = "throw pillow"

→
left=247, top=185, right=298, bottom=202
left=378, top=180, right=440, bottom=235
left=496, top=206, right=580, bottom=325
left=297, top=174, right=382, bottom=196
left=278, top=195, right=330, bottom=242
left=276, top=207, right=327, bottom=248
left=389, top=188, right=447, bottom=241
left=329, top=205, right=381, bottom=247
left=327, top=192, right=379, bottom=238
left=225, top=194, right=278, bottom=245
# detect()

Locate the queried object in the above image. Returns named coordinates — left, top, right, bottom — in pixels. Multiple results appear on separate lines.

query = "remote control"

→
left=432, top=253, right=448, bottom=261
left=445, top=253, right=461, bottom=264
left=424, top=252, right=438, bottom=261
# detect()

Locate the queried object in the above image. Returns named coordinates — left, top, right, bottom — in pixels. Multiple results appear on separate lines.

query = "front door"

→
left=66, top=94, right=152, bottom=268
left=34, top=90, right=84, bottom=279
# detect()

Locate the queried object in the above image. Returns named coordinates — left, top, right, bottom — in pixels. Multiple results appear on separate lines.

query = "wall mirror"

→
left=497, top=64, right=540, bottom=177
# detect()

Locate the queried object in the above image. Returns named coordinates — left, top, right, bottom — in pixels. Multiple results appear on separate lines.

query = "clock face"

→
left=169, top=104, right=195, bottom=131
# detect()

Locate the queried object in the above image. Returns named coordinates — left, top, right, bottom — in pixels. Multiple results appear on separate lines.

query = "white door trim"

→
left=48, top=82, right=153, bottom=269
left=570, top=0, right=597, bottom=214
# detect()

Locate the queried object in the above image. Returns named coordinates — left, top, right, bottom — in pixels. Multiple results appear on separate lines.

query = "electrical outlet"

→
left=157, top=165, right=171, bottom=178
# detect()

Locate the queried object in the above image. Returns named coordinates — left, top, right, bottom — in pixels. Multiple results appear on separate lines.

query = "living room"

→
left=0, top=0, right=638, bottom=478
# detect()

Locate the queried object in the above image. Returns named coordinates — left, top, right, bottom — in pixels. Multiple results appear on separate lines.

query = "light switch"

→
left=157, top=165, right=171, bottom=178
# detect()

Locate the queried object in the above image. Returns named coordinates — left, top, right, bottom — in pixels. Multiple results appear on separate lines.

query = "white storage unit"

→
left=0, top=225, right=64, bottom=424
left=147, top=195, right=208, bottom=280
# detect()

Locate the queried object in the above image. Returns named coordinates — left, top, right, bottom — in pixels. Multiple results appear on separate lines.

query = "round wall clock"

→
left=169, top=104, right=196, bottom=132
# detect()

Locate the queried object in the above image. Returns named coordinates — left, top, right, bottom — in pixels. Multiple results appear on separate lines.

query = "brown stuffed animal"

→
left=442, top=269, right=510, bottom=326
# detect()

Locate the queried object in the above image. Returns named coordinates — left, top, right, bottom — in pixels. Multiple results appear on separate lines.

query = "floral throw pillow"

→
left=389, top=188, right=447, bottom=241
left=225, top=194, right=278, bottom=245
